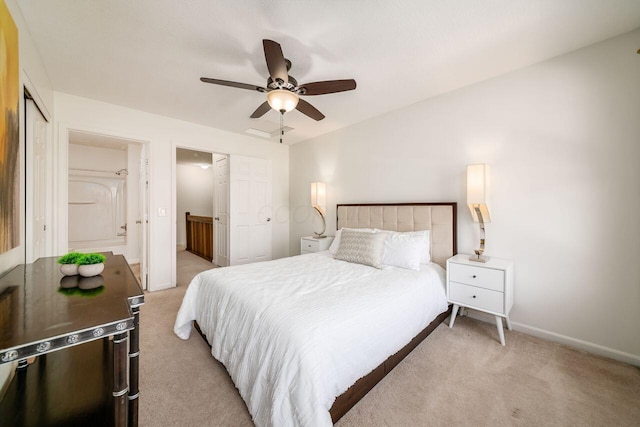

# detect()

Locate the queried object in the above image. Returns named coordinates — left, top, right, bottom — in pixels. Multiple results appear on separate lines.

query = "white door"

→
left=25, top=99, right=49, bottom=263
left=214, top=154, right=229, bottom=267
left=229, top=155, right=272, bottom=265
left=139, top=147, right=149, bottom=289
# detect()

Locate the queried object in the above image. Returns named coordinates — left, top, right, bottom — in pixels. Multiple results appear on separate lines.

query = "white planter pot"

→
left=78, top=263, right=105, bottom=278
left=60, top=264, right=79, bottom=276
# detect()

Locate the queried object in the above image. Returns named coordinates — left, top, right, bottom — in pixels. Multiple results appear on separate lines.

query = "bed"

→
left=174, top=202, right=457, bottom=426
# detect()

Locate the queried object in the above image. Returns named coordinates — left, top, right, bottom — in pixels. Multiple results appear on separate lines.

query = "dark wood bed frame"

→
left=194, top=202, right=457, bottom=424
left=328, top=305, right=452, bottom=422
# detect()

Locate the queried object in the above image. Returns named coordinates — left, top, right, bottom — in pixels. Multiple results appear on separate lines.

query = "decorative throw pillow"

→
left=381, top=232, right=427, bottom=270
left=328, top=227, right=376, bottom=255
left=334, top=229, right=386, bottom=269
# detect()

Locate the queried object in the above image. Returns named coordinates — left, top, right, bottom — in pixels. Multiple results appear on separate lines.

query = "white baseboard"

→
left=149, top=282, right=174, bottom=292
left=461, top=310, right=640, bottom=367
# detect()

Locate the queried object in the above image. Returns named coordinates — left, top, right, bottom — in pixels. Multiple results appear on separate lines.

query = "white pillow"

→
left=404, top=230, right=431, bottom=263
left=381, top=232, right=427, bottom=270
left=328, top=227, right=376, bottom=255
left=377, top=229, right=430, bottom=264
left=334, top=229, right=386, bottom=269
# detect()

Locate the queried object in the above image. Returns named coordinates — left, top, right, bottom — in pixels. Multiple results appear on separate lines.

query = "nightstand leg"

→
left=505, top=316, right=512, bottom=331
left=449, top=304, right=459, bottom=328
left=495, top=316, right=505, bottom=346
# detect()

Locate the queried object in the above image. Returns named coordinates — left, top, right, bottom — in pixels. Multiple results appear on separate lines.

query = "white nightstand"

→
left=446, top=254, right=514, bottom=346
left=300, top=236, right=334, bottom=254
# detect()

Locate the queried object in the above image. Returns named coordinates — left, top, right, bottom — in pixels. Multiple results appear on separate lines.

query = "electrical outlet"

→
left=157, top=207, right=168, bottom=217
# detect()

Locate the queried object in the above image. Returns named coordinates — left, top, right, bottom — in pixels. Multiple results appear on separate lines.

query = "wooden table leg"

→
left=128, top=306, right=140, bottom=427
left=113, top=332, right=129, bottom=427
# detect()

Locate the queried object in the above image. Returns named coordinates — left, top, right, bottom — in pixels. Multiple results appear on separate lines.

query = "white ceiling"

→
left=17, top=1, right=640, bottom=145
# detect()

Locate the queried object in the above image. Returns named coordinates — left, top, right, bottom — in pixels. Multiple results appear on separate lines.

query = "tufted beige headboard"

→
left=336, top=203, right=457, bottom=268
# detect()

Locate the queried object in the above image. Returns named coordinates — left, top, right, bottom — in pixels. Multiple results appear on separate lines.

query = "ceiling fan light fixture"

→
left=267, top=89, right=299, bottom=113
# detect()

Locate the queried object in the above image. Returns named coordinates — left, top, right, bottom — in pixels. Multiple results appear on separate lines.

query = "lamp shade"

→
left=267, top=89, right=299, bottom=112
left=467, top=164, right=491, bottom=223
left=310, top=182, right=326, bottom=215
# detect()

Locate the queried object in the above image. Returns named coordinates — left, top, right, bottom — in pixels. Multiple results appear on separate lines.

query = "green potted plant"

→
left=77, top=253, right=107, bottom=277
left=58, top=252, right=83, bottom=276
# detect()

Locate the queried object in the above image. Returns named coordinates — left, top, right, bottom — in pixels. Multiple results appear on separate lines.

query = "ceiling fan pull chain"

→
left=280, top=111, right=284, bottom=144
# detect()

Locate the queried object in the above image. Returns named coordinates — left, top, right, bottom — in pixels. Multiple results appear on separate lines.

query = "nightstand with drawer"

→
left=446, top=254, right=514, bottom=345
left=300, top=236, right=334, bottom=254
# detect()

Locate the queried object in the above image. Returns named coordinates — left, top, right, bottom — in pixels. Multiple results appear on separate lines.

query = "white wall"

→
left=54, top=92, right=289, bottom=291
left=289, top=30, right=640, bottom=365
left=68, top=143, right=127, bottom=171
left=176, top=164, right=214, bottom=247
left=0, top=0, right=55, bottom=401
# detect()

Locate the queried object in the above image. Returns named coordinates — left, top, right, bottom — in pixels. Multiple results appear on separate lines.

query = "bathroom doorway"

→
left=66, top=130, right=149, bottom=288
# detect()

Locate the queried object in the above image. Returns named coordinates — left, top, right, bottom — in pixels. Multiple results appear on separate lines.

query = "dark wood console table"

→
left=0, top=253, right=144, bottom=426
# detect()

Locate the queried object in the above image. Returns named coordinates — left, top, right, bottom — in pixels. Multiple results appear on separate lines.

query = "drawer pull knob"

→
left=472, top=275, right=477, bottom=278
left=472, top=295, right=476, bottom=298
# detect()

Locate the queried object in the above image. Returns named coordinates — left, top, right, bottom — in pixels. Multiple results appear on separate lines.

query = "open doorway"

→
left=66, top=130, right=149, bottom=288
left=172, top=149, right=272, bottom=286
left=175, top=148, right=229, bottom=274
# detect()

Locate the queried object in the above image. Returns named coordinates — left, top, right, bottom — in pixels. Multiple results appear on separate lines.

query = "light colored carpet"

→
left=175, top=245, right=218, bottom=286
left=138, top=254, right=640, bottom=426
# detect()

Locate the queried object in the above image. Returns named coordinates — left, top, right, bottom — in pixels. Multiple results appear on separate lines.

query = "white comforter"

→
left=174, top=251, right=448, bottom=427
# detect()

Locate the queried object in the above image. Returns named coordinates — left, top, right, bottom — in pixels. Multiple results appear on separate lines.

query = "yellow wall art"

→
left=0, top=0, right=19, bottom=254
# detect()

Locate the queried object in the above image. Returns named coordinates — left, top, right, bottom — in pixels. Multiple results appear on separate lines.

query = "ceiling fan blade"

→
left=296, top=99, right=325, bottom=121
left=263, top=39, right=288, bottom=85
left=250, top=101, right=271, bottom=118
left=298, top=79, right=356, bottom=96
left=200, top=77, right=266, bottom=92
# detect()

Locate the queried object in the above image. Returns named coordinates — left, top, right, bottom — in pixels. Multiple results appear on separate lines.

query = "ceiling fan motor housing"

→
left=267, top=74, right=298, bottom=92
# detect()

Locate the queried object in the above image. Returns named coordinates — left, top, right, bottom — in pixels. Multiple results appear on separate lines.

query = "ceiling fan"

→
left=200, top=39, right=357, bottom=121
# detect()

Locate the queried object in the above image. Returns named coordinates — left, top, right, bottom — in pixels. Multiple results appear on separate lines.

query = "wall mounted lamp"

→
left=310, top=182, right=327, bottom=238
left=467, top=164, right=491, bottom=263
